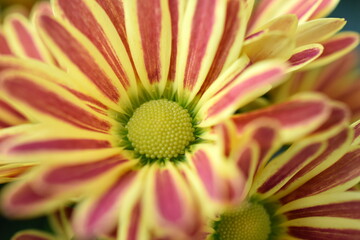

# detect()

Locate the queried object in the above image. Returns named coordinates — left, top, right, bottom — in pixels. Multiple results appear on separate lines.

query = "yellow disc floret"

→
left=126, top=99, right=195, bottom=160
left=214, top=202, right=271, bottom=240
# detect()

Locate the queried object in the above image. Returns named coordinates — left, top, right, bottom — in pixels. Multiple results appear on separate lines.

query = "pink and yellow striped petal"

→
left=250, top=136, right=324, bottom=198
left=309, top=0, right=340, bottom=19
left=53, top=0, right=137, bottom=93
left=0, top=98, right=27, bottom=128
left=287, top=43, right=324, bottom=71
left=231, top=93, right=332, bottom=142
left=197, top=55, right=250, bottom=103
left=239, top=119, right=282, bottom=173
left=279, top=192, right=360, bottom=221
left=176, top=0, right=227, bottom=102
left=73, top=170, right=139, bottom=239
left=280, top=146, right=360, bottom=204
left=0, top=56, right=109, bottom=112
left=189, top=146, right=245, bottom=207
left=199, top=0, right=249, bottom=94
left=3, top=14, right=54, bottom=63
left=35, top=14, right=130, bottom=111
left=144, top=164, right=202, bottom=238
left=305, top=32, right=360, bottom=69
left=284, top=217, right=360, bottom=239
left=1, top=152, right=131, bottom=218
left=274, top=126, right=352, bottom=200
left=0, top=124, right=46, bottom=161
left=200, top=61, right=287, bottom=127
left=123, top=0, right=172, bottom=94
left=248, top=0, right=321, bottom=33
left=0, top=71, right=114, bottom=132
left=0, top=125, right=116, bottom=163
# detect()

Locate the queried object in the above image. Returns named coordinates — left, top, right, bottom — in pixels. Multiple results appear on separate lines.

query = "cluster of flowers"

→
left=0, top=0, right=359, bottom=239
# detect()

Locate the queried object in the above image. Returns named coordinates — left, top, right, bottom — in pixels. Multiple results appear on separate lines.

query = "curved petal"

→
left=143, top=164, right=202, bottom=238
left=0, top=98, right=27, bottom=128
left=278, top=192, right=360, bottom=220
left=199, top=0, right=249, bottom=94
left=243, top=31, right=295, bottom=62
left=189, top=147, right=245, bottom=206
left=35, top=14, right=131, bottom=111
left=200, top=61, right=287, bottom=127
left=279, top=146, right=360, bottom=204
left=0, top=71, right=114, bottom=132
left=0, top=125, right=116, bottom=163
left=11, top=230, right=55, bottom=240
left=273, top=127, right=352, bottom=200
left=231, top=93, right=332, bottom=142
left=1, top=152, right=130, bottom=218
left=287, top=44, right=324, bottom=71
left=305, top=32, right=360, bottom=69
left=248, top=0, right=321, bottom=32
left=284, top=217, right=360, bottom=239
left=295, top=18, right=346, bottom=46
left=0, top=56, right=108, bottom=111
left=251, top=136, right=324, bottom=198
left=3, top=14, right=54, bottom=63
left=309, top=0, right=340, bottom=19
left=73, top=170, right=139, bottom=238
left=54, top=0, right=137, bottom=93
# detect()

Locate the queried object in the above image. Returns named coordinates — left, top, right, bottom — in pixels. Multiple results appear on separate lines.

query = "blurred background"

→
left=0, top=0, right=359, bottom=239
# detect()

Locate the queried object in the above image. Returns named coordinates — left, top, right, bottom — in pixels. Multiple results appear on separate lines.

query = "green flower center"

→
left=126, top=99, right=195, bottom=160
left=213, top=202, right=271, bottom=240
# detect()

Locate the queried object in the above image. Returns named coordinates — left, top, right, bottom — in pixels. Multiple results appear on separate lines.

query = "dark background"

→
left=0, top=0, right=359, bottom=239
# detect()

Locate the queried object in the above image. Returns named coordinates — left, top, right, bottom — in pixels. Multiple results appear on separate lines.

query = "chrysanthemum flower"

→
left=196, top=103, right=360, bottom=239
left=273, top=51, right=360, bottom=121
left=0, top=0, right=357, bottom=239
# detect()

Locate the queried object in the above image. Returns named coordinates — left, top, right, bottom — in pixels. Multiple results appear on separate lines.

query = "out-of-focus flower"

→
left=11, top=208, right=78, bottom=240
left=0, top=0, right=358, bottom=239
left=0, top=2, right=53, bottom=183
left=197, top=105, right=360, bottom=239
left=272, top=51, right=360, bottom=120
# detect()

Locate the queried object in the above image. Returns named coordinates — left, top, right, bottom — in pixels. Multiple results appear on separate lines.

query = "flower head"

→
left=0, top=0, right=358, bottom=239
left=199, top=103, right=360, bottom=239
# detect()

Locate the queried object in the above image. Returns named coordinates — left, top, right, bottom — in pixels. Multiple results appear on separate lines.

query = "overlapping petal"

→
left=54, top=0, right=137, bottom=93
left=0, top=71, right=115, bottom=132
left=232, top=93, right=332, bottom=142
left=199, top=60, right=287, bottom=126
left=35, top=14, right=131, bottom=110
left=1, top=150, right=132, bottom=218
